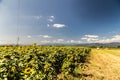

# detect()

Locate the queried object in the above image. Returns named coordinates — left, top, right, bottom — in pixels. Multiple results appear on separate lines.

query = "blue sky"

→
left=0, top=0, right=120, bottom=44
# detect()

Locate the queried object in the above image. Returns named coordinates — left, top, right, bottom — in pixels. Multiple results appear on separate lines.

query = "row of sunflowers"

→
left=0, top=44, right=91, bottom=80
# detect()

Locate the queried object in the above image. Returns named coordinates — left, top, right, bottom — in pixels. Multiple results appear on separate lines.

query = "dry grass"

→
left=81, top=49, right=120, bottom=80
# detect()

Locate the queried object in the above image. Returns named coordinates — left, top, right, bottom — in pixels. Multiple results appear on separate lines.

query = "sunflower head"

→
left=24, top=68, right=33, bottom=74
left=44, top=65, right=49, bottom=69
left=11, top=66, right=16, bottom=71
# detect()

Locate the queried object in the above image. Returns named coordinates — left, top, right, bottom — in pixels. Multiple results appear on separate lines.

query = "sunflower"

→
left=44, top=64, right=50, bottom=71
left=44, top=65, right=49, bottom=69
left=11, top=66, right=16, bottom=71
left=24, top=68, right=33, bottom=74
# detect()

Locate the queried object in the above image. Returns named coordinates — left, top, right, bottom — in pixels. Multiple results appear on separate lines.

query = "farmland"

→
left=1, top=44, right=120, bottom=80
left=0, top=44, right=91, bottom=80
left=81, top=48, right=120, bottom=80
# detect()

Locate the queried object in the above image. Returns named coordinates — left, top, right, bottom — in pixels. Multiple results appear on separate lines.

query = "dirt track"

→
left=81, top=49, right=120, bottom=80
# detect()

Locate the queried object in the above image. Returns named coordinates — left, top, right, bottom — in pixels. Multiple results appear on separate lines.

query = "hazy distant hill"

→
left=42, top=42, right=120, bottom=47
left=1, top=42, right=120, bottom=47
left=75, top=42, right=120, bottom=47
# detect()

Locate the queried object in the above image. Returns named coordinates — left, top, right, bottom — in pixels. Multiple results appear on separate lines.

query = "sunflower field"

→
left=0, top=44, right=91, bottom=80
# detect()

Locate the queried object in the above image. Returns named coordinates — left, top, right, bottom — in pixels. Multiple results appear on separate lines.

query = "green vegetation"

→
left=0, top=44, right=91, bottom=80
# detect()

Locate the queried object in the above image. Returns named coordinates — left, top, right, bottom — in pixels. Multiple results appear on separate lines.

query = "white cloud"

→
left=52, top=24, right=65, bottom=28
left=85, top=35, right=99, bottom=38
left=43, top=35, right=52, bottom=38
left=97, top=39, right=111, bottom=43
left=48, top=16, right=55, bottom=22
left=67, top=40, right=81, bottom=44
left=34, top=16, right=42, bottom=19
left=47, top=24, right=50, bottom=27
left=50, top=16, right=55, bottom=19
left=38, top=35, right=52, bottom=38
left=57, top=39, right=64, bottom=42
left=97, top=35, right=120, bottom=43
left=53, top=39, right=65, bottom=43
left=40, top=40, right=50, bottom=43
left=48, top=19, right=54, bottom=22
left=81, top=34, right=99, bottom=42
left=47, top=16, right=66, bottom=28
left=81, top=35, right=120, bottom=43
left=27, top=35, right=32, bottom=38
left=81, top=38, right=87, bottom=40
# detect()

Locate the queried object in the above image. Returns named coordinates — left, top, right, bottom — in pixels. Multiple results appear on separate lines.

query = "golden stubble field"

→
left=81, top=48, right=120, bottom=80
